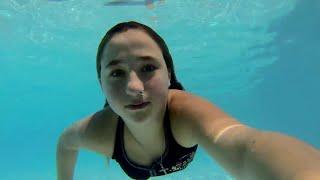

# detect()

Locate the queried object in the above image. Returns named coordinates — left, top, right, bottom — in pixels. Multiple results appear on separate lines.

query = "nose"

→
left=125, top=71, right=144, bottom=97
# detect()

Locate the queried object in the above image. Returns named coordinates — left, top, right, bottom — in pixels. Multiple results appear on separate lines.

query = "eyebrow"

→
left=105, top=56, right=158, bottom=69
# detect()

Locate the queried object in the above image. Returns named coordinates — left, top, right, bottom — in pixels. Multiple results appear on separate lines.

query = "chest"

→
left=120, top=127, right=198, bottom=178
left=123, top=112, right=195, bottom=167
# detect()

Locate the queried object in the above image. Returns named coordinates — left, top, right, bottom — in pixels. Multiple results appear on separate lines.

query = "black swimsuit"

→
left=112, top=105, right=198, bottom=179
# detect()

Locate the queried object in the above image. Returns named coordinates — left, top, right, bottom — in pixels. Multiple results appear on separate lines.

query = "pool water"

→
left=1, top=0, right=319, bottom=179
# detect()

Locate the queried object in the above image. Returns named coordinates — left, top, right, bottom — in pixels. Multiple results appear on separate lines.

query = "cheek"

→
left=147, top=75, right=169, bottom=96
left=100, top=79, right=111, bottom=97
left=101, top=79, right=122, bottom=100
left=102, top=83, right=126, bottom=113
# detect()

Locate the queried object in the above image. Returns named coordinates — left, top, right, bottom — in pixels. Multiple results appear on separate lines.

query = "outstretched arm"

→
left=172, top=90, right=320, bottom=180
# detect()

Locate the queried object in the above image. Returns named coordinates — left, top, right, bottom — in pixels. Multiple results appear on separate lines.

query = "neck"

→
left=124, top=104, right=166, bottom=147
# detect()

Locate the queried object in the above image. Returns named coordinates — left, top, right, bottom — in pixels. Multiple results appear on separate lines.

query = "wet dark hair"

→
left=96, top=21, right=185, bottom=108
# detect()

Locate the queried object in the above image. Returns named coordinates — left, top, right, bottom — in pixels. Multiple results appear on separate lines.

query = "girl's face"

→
left=99, top=29, right=171, bottom=123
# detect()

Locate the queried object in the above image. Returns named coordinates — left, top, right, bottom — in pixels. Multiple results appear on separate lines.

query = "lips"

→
left=125, top=101, right=150, bottom=110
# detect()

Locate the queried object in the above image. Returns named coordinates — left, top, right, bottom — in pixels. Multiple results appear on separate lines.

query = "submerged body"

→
left=57, top=89, right=320, bottom=180
left=56, top=21, right=320, bottom=180
left=57, top=89, right=247, bottom=179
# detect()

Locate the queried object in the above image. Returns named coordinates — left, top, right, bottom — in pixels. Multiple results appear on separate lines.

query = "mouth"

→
left=125, top=102, right=151, bottom=110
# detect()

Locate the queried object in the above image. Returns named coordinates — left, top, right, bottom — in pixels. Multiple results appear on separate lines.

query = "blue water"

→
left=1, top=0, right=319, bottom=179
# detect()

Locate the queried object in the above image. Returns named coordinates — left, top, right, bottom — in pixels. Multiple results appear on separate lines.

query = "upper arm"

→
left=57, top=107, right=118, bottom=157
left=57, top=113, right=96, bottom=150
left=171, top=90, right=258, bottom=177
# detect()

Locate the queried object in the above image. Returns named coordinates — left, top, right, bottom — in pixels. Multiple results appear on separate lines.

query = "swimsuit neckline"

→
left=120, top=105, right=170, bottom=170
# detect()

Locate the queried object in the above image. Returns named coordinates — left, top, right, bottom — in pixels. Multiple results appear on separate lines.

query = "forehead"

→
left=102, top=29, right=164, bottom=63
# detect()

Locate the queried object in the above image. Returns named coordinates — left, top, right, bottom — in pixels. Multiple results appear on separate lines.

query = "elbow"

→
left=57, top=128, right=82, bottom=151
left=57, top=133, right=70, bottom=150
left=56, top=135, right=71, bottom=151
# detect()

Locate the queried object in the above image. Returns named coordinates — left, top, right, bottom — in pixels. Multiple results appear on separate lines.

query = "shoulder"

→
left=59, top=106, right=119, bottom=158
left=168, top=89, right=244, bottom=146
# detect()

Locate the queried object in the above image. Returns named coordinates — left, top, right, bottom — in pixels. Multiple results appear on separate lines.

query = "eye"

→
left=142, top=64, right=157, bottom=72
left=109, top=69, right=125, bottom=77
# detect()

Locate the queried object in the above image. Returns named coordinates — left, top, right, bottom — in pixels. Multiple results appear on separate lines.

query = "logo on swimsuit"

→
left=169, top=152, right=195, bottom=172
